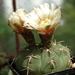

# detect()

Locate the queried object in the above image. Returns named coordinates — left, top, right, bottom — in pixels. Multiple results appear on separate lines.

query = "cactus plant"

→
left=14, top=42, right=71, bottom=75
left=8, top=3, right=72, bottom=75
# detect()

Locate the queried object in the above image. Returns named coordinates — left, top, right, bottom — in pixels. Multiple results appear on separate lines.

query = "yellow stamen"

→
left=40, top=19, right=50, bottom=27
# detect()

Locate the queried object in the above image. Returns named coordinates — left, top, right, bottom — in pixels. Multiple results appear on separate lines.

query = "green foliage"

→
left=54, top=2, right=75, bottom=55
left=65, top=0, right=75, bottom=7
left=0, top=11, right=16, bottom=54
left=0, top=66, right=9, bottom=75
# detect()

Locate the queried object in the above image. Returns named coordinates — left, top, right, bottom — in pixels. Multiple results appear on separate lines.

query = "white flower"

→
left=23, top=3, right=61, bottom=34
left=8, top=9, right=27, bottom=33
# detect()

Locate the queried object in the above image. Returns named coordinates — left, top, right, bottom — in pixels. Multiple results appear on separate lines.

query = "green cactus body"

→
left=14, top=42, right=71, bottom=75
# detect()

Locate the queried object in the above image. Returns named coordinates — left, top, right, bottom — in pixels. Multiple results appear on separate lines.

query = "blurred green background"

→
left=0, top=0, right=75, bottom=56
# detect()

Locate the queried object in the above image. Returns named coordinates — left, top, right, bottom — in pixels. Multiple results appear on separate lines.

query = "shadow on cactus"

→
left=8, top=3, right=73, bottom=75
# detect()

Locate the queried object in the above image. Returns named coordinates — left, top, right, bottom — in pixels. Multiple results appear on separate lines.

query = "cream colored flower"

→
left=23, top=3, right=61, bottom=34
left=8, top=9, right=26, bottom=33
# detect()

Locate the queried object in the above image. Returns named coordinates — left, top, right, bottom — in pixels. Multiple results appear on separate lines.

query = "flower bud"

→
left=8, top=9, right=26, bottom=33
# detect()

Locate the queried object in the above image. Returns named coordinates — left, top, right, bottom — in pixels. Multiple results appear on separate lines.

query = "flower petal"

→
left=28, top=10, right=40, bottom=24
left=52, top=8, right=61, bottom=19
left=16, top=9, right=27, bottom=21
left=50, top=3, right=56, bottom=11
left=39, top=3, right=50, bottom=19
left=23, top=14, right=40, bottom=30
left=44, top=3, right=50, bottom=19
left=8, top=12, right=23, bottom=31
left=34, top=7, right=44, bottom=20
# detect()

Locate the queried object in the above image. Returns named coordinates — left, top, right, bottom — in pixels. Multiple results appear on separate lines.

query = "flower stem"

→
left=12, top=0, right=20, bottom=54
left=21, top=29, right=35, bottom=47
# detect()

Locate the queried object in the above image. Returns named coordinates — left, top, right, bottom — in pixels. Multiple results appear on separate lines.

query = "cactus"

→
left=14, top=42, right=71, bottom=75
left=8, top=3, right=71, bottom=75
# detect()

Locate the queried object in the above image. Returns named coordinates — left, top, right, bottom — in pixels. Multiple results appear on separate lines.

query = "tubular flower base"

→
left=21, top=29, right=35, bottom=46
left=39, top=32, right=53, bottom=48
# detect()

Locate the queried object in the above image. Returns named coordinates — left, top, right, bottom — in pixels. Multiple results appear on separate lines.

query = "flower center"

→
left=40, top=19, right=50, bottom=27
